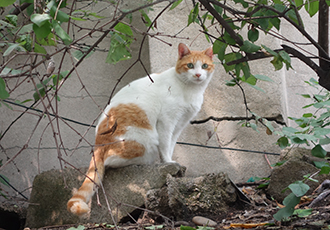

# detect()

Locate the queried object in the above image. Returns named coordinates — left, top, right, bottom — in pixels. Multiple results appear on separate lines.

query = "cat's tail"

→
left=67, top=148, right=105, bottom=216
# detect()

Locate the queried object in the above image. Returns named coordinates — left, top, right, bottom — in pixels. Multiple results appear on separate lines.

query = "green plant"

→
left=273, top=174, right=317, bottom=221
left=276, top=79, right=330, bottom=154
left=271, top=79, right=330, bottom=220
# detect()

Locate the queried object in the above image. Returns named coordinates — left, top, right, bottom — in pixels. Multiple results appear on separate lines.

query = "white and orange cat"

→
left=67, top=43, right=214, bottom=216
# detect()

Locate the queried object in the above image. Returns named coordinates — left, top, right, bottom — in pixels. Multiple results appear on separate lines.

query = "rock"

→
left=192, top=216, right=217, bottom=227
left=280, top=147, right=329, bottom=164
left=25, top=163, right=186, bottom=228
left=145, top=172, right=237, bottom=221
left=267, top=159, right=330, bottom=202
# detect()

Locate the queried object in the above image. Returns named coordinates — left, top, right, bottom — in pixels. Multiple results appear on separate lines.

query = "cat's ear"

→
left=203, top=46, right=213, bottom=59
left=178, top=43, right=191, bottom=59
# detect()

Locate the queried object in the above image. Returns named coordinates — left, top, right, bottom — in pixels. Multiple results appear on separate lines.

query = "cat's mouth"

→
left=194, top=77, right=203, bottom=83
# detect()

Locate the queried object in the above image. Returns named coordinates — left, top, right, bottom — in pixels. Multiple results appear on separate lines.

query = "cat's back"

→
left=107, top=67, right=177, bottom=106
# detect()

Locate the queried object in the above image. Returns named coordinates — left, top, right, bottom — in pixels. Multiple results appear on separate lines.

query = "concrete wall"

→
left=0, top=0, right=325, bottom=201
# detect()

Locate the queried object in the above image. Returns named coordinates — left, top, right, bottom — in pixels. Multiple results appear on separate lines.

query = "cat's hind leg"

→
left=67, top=148, right=105, bottom=216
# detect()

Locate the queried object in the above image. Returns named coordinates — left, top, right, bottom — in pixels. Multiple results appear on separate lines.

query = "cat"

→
left=67, top=43, right=214, bottom=216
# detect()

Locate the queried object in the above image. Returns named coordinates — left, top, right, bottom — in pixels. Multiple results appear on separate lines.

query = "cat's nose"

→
left=195, top=73, right=201, bottom=78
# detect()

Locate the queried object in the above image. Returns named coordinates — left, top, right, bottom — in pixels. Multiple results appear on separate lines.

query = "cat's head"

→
left=175, top=43, right=214, bottom=85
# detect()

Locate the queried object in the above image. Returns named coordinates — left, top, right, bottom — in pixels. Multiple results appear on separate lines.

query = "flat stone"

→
left=145, top=172, right=237, bottom=221
left=25, top=163, right=186, bottom=228
left=192, top=216, right=217, bottom=227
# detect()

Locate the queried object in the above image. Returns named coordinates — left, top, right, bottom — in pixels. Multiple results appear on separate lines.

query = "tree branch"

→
left=318, top=0, right=329, bottom=70
left=198, top=0, right=244, bottom=46
left=281, top=44, right=326, bottom=78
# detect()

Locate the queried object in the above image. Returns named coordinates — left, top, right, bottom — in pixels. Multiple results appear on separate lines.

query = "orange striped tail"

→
left=67, top=153, right=105, bottom=216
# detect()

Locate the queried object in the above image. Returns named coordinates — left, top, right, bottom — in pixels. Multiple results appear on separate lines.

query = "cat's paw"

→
left=67, top=199, right=90, bottom=216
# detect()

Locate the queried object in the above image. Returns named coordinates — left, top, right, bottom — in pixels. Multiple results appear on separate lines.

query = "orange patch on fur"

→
left=95, top=103, right=151, bottom=160
left=176, top=50, right=214, bottom=74
left=70, top=193, right=86, bottom=201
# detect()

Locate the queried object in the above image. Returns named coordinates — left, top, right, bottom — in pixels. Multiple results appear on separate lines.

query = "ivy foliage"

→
left=183, top=0, right=330, bottom=222
left=0, top=0, right=154, bottom=103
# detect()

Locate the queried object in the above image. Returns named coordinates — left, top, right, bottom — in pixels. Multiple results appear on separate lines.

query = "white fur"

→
left=97, top=64, right=214, bottom=166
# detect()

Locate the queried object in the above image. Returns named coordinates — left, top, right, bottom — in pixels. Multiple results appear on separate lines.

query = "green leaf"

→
left=240, top=40, right=261, bottom=53
left=288, top=181, right=310, bottom=197
left=180, top=226, right=196, bottom=230
left=223, top=31, right=240, bottom=46
left=213, top=39, right=227, bottom=61
left=320, top=166, right=330, bottom=175
left=33, top=21, right=52, bottom=39
left=291, top=137, right=306, bottom=144
left=0, top=20, right=15, bottom=29
left=270, top=56, right=283, bottom=71
left=106, top=41, right=132, bottom=64
left=312, top=145, right=327, bottom=158
left=73, top=47, right=94, bottom=61
left=254, top=74, right=274, bottom=82
left=225, top=79, right=237, bottom=87
left=314, top=127, right=330, bottom=136
left=67, top=225, right=85, bottom=230
left=34, top=43, right=47, bottom=54
left=223, top=52, right=237, bottom=72
left=69, top=16, right=87, bottom=21
left=0, top=67, right=11, bottom=76
left=0, top=77, right=10, bottom=99
left=15, top=23, right=33, bottom=35
left=278, top=50, right=292, bottom=70
left=319, top=137, right=330, bottom=145
left=31, top=14, right=52, bottom=27
left=6, top=15, right=17, bottom=26
left=50, top=6, right=69, bottom=22
left=3, top=43, right=19, bottom=56
left=0, top=0, right=16, bottom=7
left=248, top=29, right=259, bottom=42
left=270, top=17, right=281, bottom=30
left=241, top=62, right=251, bottom=79
left=305, top=0, right=319, bottom=17
left=170, top=0, right=183, bottom=10
left=140, top=10, right=153, bottom=28
left=188, top=3, right=199, bottom=26
left=233, top=0, right=249, bottom=8
left=293, top=208, right=313, bottom=218
left=274, top=193, right=301, bottom=221
left=36, top=33, right=57, bottom=46
left=52, top=70, right=70, bottom=85
left=301, top=94, right=311, bottom=98
left=52, top=21, right=72, bottom=45
left=295, top=0, right=304, bottom=8
left=277, top=136, right=289, bottom=149
left=313, top=161, right=330, bottom=169
left=253, top=11, right=269, bottom=31
left=33, top=87, right=46, bottom=102
left=114, top=22, right=133, bottom=37
left=262, top=45, right=278, bottom=56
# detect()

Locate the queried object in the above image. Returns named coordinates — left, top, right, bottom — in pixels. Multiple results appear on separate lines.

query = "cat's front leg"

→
left=156, top=120, right=177, bottom=163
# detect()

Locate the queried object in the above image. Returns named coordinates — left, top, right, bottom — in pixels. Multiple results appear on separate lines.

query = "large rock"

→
left=145, top=172, right=237, bottom=221
left=268, top=148, right=330, bottom=202
left=25, top=163, right=185, bottom=228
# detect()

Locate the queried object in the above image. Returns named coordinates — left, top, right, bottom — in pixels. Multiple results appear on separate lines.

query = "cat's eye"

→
left=187, top=63, right=194, bottom=69
left=202, top=63, right=209, bottom=69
